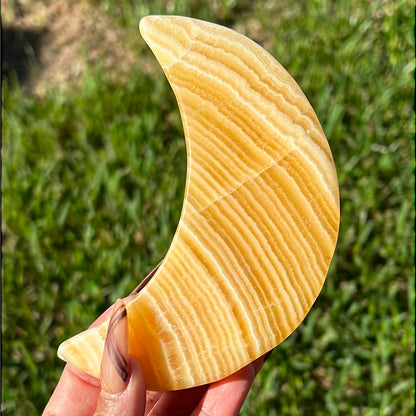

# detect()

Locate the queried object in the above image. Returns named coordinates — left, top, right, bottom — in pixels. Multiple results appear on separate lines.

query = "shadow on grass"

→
left=2, top=25, right=44, bottom=87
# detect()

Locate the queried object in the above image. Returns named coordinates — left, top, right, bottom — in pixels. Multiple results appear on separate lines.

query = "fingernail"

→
left=130, top=261, right=161, bottom=295
left=100, top=299, right=129, bottom=394
left=253, top=349, right=274, bottom=374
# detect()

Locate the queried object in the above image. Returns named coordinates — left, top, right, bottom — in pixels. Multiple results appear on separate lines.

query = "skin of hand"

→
left=43, top=299, right=269, bottom=416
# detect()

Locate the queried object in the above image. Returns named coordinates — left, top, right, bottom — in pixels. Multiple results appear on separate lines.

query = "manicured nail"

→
left=100, top=299, right=129, bottom=394
left=253, top=349, right=274, bottom=374
left=130, top=261, right=161, bottom=295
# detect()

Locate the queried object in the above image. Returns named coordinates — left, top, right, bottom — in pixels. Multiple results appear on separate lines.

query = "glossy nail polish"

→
left=100, top=299, right=129, bottom=394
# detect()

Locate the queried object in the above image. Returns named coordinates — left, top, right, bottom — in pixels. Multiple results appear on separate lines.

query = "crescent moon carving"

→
left=58, top=15, right=340, bottom=391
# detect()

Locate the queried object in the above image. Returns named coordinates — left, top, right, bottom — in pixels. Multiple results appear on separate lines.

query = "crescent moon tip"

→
left=139, top=15, right=159, bottom=33
left=140, top=15, right=193, bottom=68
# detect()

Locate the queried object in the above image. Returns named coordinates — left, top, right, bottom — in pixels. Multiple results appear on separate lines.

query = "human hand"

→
left=43, top=299, right=270, bottom=416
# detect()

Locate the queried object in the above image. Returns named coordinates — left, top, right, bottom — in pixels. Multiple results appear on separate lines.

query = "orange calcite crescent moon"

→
left=58, top=15, right=340, bottom=391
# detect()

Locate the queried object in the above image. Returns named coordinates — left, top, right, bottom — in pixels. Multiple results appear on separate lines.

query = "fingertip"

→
left=117, top=355, right=147, bottom=416
left=126, top=354, right=146, bottom=401
left=94, top=355, right=146, bottom=416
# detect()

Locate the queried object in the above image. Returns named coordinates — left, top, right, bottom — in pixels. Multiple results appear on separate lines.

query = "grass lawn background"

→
left=2, top=0, right=414, bottom=414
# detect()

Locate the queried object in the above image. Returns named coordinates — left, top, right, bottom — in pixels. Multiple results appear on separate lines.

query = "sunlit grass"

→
left=2, top=0, right=414, bottom=414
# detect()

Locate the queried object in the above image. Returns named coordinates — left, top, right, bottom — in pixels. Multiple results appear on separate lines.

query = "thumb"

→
left=94, top=300, right=146, bottom=416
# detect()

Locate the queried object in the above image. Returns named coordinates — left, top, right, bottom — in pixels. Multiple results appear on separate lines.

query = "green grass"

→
left=2, top=0, right=414, bottom=414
